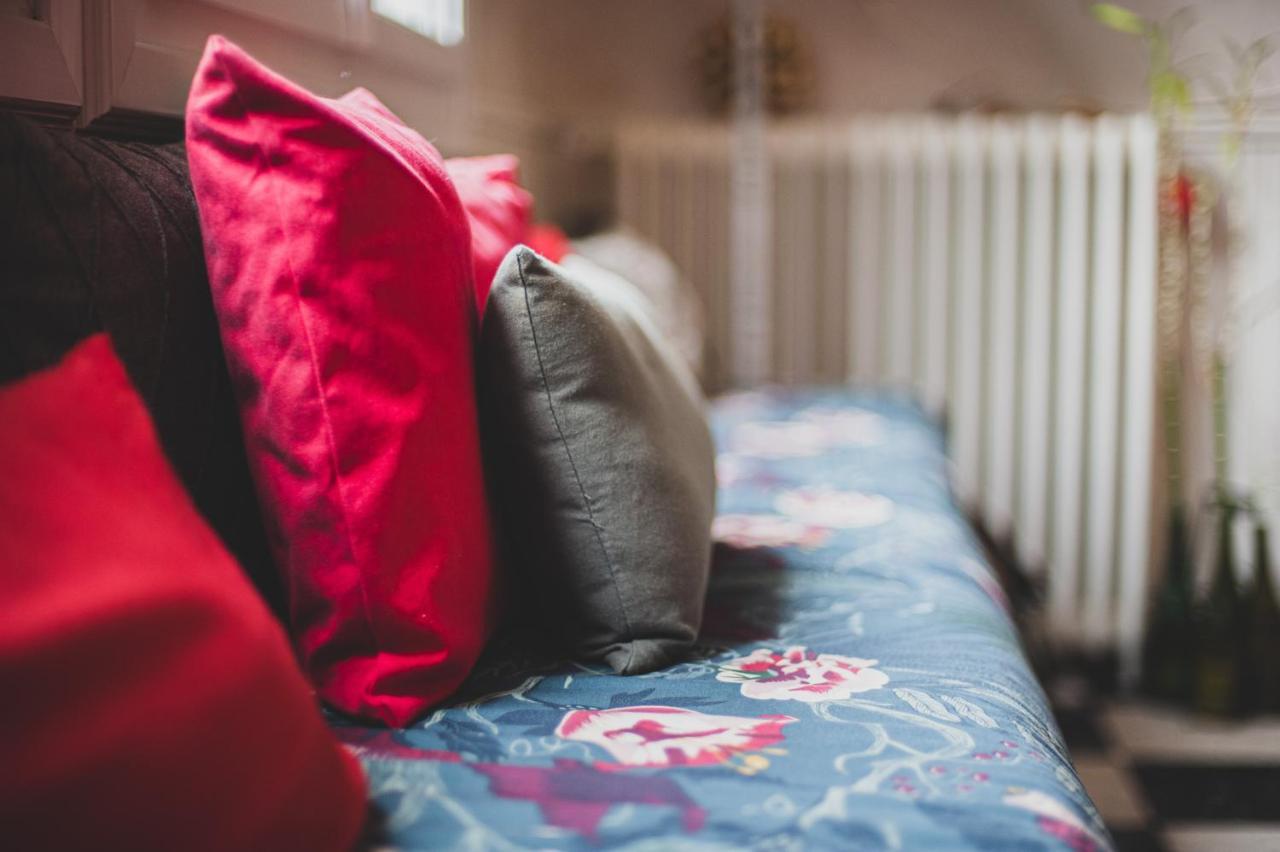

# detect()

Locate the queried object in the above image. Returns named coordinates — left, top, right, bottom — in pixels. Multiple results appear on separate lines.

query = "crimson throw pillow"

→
left=445, top=154, right=533, bottom=308
left=0, top=335, right=366, bottom=852
left=186, top=36, right=494, bottom=726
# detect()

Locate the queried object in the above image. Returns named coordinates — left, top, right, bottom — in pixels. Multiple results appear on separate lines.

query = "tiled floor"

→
left=1053, top=692, right=1280, bottom=851
left=982, top=534, right=1280, bottom=850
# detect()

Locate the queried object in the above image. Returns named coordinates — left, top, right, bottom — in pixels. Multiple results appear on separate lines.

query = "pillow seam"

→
left=206, top=48, right=386, bottom=677
left=514, top=251, right=636, bottom=670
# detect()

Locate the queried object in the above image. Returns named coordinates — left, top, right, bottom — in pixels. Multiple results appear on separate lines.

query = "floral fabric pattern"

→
left=712, top=513, right=831, bottom=550
left=717, top=647, right=890, bottom=703
left=774, top=485, right=895, bottom=528
left=556, top=706, right=796, bottom=769
left=332, top=388, right=1110, bottom=851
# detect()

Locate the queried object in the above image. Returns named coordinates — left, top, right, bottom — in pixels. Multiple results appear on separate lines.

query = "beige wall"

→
left=465, top=0, right=1280, bottom=225
left=472, top=0, right=1116, bottom=119
left=472, top=0, right=1280, bottom=118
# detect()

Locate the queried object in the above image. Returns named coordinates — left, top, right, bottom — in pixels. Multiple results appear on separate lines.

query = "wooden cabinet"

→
left=1, top=0, right=467, bottom=143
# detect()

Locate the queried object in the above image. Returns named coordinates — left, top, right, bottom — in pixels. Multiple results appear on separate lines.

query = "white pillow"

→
left=571, top=228, right=706, bottom=380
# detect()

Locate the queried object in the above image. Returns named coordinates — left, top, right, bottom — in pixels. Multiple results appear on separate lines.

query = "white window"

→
left=372, top=0, right=464, bottom=46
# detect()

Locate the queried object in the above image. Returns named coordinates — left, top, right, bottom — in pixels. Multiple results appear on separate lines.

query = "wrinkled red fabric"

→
left=334, top=97, right=534, bottom=309
left=186, top=36, right=494, bottom=726
left=445, top=154, right=534, bottom=308
left=0, top=335, right=367, bottom=852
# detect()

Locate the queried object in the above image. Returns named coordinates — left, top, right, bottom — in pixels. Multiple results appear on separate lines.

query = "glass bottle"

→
left=1194, top=501, right=1243, bottom=716
left=1142, top=506, right=1195, bottom=704
left=1241, top=523, right=1280, bottom=714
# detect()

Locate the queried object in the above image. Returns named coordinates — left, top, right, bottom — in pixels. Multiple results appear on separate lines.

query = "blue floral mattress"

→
left=332, top=388, right=1110, bottom=851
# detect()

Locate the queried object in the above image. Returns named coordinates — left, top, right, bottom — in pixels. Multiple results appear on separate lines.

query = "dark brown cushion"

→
left=0, top=113, right=281, bottom=617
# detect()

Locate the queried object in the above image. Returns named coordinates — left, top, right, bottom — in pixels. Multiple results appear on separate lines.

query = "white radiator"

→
left=617, top=114, right=1160, bottom=672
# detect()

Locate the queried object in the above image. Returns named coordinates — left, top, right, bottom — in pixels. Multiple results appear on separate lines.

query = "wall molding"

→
left=3, top=0, right=468, bottom=139
left=0, top=0, right=81, bottom=120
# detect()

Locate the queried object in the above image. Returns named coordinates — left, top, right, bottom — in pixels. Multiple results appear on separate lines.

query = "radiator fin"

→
left=616, top=113, right=1159, bottom=658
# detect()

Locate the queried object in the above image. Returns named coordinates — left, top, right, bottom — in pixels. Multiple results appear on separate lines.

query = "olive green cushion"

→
left=480, top=247, right=715, bottom=673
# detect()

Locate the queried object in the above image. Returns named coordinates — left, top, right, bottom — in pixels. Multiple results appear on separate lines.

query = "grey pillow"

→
left=480, top=246, right=715, bottom=673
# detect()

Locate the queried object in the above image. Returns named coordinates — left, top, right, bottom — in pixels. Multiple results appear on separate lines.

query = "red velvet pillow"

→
left=186, top=36, right=494, bottom=726
left=0, top=335, right=366, bottom=852
left=445, top=154, right=534, bottom=308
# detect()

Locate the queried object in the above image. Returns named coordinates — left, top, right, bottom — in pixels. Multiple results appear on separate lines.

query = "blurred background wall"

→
left=465, top=0, right=1280, bottom=227
left=461, top=0, right=1280, bottom=671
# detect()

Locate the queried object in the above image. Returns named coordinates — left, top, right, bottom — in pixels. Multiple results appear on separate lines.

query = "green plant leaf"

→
left=1171, top=75, right=1192, bottom=112
left=1149, top=33, right=1171, bottom=72
left=1152, top=70, right=1192, bottom=113
left=1246, top=36, right=1276, bottom=70
left=1091, top=3, right=1145, bottom=35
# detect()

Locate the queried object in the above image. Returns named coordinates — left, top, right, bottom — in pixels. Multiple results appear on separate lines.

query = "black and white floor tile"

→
left=1052, top=689, right=1280, bottom=851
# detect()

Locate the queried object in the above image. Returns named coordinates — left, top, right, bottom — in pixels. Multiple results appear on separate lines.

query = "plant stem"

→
left=1163, top=357, right=1184, bottom=509
left=1212, top=352, right=1229, bottom=500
